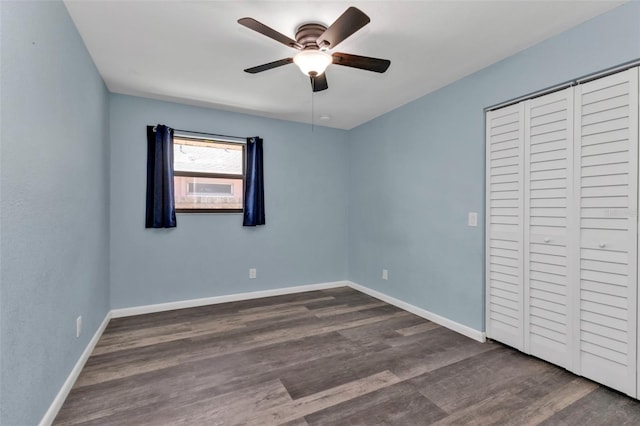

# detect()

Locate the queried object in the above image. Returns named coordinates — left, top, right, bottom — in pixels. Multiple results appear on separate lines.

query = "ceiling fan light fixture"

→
left=293, top=50, right=332, bottom=76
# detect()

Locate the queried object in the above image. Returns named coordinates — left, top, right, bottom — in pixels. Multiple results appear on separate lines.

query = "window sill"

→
left=176, top=209, right=243, bottom=214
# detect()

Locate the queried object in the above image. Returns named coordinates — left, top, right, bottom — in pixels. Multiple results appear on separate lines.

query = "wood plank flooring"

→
left=54, top=287, right=640, bottom=425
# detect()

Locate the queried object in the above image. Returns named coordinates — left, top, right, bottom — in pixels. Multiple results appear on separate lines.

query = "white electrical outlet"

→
left=249, top=268, right=257, bottom=279
left=382, top=269, right=389, bottom=280
left=76, top=316, right=82, bottom=338
left=468, top=212, right=478, bottom=227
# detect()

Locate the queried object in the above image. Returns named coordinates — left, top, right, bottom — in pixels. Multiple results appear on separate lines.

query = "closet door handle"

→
left=599, top=242, right=607, bottom=248
left=543, top=237, right=551, bottom=243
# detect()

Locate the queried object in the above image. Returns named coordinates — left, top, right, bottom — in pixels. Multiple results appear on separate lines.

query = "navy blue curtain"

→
left=145, top=125, right=177, bottom=228
left=243, top=137, right=265, bottom=226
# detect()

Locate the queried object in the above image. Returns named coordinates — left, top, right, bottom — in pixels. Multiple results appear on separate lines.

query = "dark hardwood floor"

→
left=54, top=287, right=640, bottom=425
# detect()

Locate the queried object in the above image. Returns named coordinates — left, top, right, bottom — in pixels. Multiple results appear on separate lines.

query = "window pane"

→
left=174, top=176, right=243, bottom=210
left=174, top=138, right=243, bottom=174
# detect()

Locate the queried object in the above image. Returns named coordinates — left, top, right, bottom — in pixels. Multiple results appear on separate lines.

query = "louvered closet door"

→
left=574, top=67, right=638, bottom=396
left=523, top=87, right=574, bottom=369
left=486, top=103, right=525, bottom=351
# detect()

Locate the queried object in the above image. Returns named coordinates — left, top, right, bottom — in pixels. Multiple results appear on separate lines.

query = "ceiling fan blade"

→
left=310, top=74, right=328, bottom=92
left=244, top=58, right=293, bottom=74
left=238, top=17, right=302, bottom=49
left=332, top=52, right=390, bottom=73
left=316, top=7, right=370, bottom=50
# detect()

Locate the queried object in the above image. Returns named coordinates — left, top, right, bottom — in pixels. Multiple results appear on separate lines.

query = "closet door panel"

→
left=524, top=87, right=574, bottom=369
left=486, top=103, right=524, bottom=350
left=575, top=67, right=638, bottom=397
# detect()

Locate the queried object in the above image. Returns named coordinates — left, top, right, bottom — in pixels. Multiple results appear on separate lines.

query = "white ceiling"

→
left=64, top=0, right=625, bottom=130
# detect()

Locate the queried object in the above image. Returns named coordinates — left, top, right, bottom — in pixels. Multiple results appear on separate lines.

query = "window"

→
left=173, top=136, right=244, bottom=212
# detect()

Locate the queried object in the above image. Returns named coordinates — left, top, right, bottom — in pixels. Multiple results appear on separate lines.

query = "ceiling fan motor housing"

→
left=295, top=23, right=328, bottom=50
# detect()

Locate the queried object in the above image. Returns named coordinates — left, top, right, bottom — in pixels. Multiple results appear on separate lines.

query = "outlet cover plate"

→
left=76, top=316, right=82, bottom=338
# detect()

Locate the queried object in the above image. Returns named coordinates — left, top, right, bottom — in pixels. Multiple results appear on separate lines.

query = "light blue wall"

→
left=109, top=95, right=349, bottom=308
left=347, top=1, right=640, bottom=332
left=0, top=1, right=110, bottom=425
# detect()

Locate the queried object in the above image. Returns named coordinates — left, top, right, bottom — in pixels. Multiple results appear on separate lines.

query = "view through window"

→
left=173, top=136, right=244, bottom=212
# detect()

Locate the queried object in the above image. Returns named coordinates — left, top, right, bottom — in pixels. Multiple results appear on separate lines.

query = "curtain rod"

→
left=152, top=125, right=248, bottom=141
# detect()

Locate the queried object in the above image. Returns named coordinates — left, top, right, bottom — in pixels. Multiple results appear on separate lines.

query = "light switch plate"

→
left=468, top=212, right=478, bottom=227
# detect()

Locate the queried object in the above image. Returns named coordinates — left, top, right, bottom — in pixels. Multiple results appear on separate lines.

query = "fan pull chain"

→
left=311, top=80, right=315, bottom=132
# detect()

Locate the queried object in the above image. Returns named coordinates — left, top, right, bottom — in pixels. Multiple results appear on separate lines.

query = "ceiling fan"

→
left=238, top=7, right=391, bottom=92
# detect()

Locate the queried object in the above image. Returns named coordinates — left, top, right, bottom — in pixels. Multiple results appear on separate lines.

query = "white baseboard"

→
left=111, top=281, right=348, bottom=318
left=39, top=311, right=112, bottom=426
left=346, top=281, right=486, bottom=343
